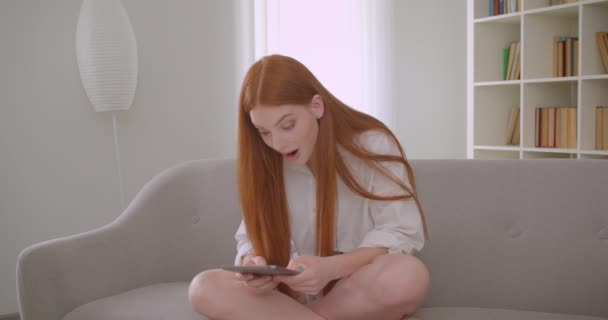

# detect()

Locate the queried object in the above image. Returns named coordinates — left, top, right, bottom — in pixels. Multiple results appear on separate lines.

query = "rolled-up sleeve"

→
left=358, top=133, right=425, bottom=255
left=234, top=220, right=254, bottom=265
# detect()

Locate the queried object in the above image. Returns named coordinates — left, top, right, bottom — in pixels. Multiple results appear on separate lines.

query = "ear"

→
left=310, top=94, right=324, bottom=119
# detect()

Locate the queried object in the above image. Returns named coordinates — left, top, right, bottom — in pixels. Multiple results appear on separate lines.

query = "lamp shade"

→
left=76, top=0, right=138, bottom=112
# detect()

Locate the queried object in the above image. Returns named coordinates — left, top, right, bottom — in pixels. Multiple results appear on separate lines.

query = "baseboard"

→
left=0, top=313, right=19, bottom=320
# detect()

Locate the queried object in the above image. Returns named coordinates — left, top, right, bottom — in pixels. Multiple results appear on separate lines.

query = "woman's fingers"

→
left=252, top=256, right=267, bottom=266
left=256, top=277, right=280, bottom=291
left=235, top=272, right=254, bottom=281
left=247, top=275, right=273, bottom=288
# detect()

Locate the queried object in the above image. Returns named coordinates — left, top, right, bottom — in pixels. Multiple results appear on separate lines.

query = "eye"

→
left=282, top=122, right=295, bottom=131
left=259, top=130, right=270, bottom=137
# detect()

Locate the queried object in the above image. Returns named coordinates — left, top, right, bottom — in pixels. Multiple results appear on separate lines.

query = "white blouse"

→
left=234, top=131, right=425, bottom=265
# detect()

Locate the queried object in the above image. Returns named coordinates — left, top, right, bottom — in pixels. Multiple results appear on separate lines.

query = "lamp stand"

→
left=111, top=111, right=125, bottom=210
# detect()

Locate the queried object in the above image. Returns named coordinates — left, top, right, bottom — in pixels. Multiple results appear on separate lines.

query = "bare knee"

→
left=370, top=254, right=430, bottom=313
left=189, top=269, right=232, bottom=318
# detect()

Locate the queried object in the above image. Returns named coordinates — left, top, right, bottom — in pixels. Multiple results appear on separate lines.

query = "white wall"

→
left=0, top=0, right=243, bottom=315
left=0, top=0, right=466, bottom=316
left=391, top=0, right=467, bottom=159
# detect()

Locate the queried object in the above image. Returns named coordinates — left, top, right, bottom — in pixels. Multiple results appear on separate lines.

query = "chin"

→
left=295, top=154, right=310, bottom=166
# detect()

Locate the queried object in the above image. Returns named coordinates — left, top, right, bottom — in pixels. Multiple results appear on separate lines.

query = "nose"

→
left=271, top=134, right=286, bottom=152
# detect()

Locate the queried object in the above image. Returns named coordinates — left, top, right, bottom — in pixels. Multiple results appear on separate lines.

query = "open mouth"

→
left=285, top=149, right=299, bottom=160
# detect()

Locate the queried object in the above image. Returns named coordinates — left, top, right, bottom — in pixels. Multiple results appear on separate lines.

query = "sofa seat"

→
left=62, top=282, right=207, bottom=320
left=415, top=307, right=607, bottom=320
left=62, top=281, right=606, bottom=320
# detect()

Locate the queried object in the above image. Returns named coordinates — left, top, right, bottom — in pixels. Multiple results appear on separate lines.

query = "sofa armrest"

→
left=17, top=222, right=142, bottom=320
left=17, top=159, right=241, bottom=320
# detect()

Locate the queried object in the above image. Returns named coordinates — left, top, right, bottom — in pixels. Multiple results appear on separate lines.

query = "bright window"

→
left=255, top=0, right=365, bottom=113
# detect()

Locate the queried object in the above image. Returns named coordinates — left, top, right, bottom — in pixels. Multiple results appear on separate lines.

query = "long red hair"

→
left=237, top=55, right=428, bottom=297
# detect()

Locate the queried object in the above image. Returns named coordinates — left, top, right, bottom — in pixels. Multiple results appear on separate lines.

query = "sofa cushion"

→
left=415, top=307, right=607, bottom=320
left=62, top=282, right=206, bottom=320
left=62, top=282, right=607, bottom=320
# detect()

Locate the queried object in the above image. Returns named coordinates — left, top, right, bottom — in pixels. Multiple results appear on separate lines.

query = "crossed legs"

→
left=188, top=253, right=429, bottom=320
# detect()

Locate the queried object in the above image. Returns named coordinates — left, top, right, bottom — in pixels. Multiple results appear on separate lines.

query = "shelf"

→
left=517, top=75, right=608, bottom=82
left=475, top=13, right=522, bottom=24
left=475, top=80, right=521, bottom=86
left=474, top=21, right=520, bottom=82
left=582, top=0, right=608, bottom=7
left=524, top=4, right=579, bottom=18
left=474, top=85, right=521, bottom=146
left=473, top=147, right=608, bottom=159
left=468, top=0, right=608, bottom=160
left=580, top=149, right=608, bottom=155
left=473, top=1, right=608, bottom=20
left=523, top=9, right=579, bottom=80
left=523, top=77, right=578, bottom=83
left=581, top=74, right=608, bottom=80
left=522, top=147, right=578, bottom=153
left=474, top=0, right=522, bottom=20
left=474, top=145, right=520, bottom=151
left=581, top=4, right=608, bottom=76
left=580, top=78, right=608, bottom=150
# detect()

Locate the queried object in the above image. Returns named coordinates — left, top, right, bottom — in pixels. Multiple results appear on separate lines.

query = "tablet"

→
left=221, top=265, right=301, bottom=276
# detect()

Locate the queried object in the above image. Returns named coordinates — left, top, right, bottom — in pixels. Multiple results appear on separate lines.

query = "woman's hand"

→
left=235, top=255, right=280, bottom=293
left=275, top=255, right=338, bottom=295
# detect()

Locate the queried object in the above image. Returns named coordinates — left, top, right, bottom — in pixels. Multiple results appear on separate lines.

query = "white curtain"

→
left=234, top=0, right=394, bottom=128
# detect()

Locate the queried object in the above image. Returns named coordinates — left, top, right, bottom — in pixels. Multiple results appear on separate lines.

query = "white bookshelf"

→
left=467, top=0, right=608, bottom=160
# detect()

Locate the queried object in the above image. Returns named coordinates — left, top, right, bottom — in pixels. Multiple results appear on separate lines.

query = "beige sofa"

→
left=17, top=159, right=608, bottom=320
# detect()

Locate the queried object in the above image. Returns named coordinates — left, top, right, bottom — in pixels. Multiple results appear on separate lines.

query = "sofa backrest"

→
left=412, top=159, right=608, bottom=317
left=114, top=158, right=244, bottom=274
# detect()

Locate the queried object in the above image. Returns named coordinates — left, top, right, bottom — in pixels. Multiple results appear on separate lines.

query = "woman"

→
left=189, top=54, right=429, bottom=320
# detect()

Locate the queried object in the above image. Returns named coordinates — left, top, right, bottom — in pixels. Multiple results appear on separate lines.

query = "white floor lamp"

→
left=76, top=0, right=138, bottom=210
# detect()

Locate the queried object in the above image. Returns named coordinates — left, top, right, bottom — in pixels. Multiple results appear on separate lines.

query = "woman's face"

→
left=249, top=95, right=324, bottom=166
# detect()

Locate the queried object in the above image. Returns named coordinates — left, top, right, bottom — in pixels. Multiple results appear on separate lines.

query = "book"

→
left=514, top=46, right=521, bottom=80
left=555, top=108, right=568, bottom=148
left=510, top=42, right=520, bottom=80
left=604, top=33, right=608, bottom=72
left=502, top=47, right=510, bottom=80
left=557, top=40, right=564, bottom=77
left=512, top=113, right=520, bottom=145
left=559, top=108, right=568, bottom=148
left=567, top=107, right=577, bottom=149
left=573, top=38, right=579, bottom=76
left=535, top=108, right=541, bottom=147
left=604, top=107, right=608, bottom=150
left=566, top=38, right=572, bottom=77
left=597, top=106, right=604, bottom=150
left=553, top=36, right=558, bottom=77
left=507, top=42, right=516, bottom=80
left=548, top=107, right=556, bottom=147
left=599, top=32, right=608, bottom=73
left=505, top=107, right=520, bottom=144
left=552, top=0, right=578, bottom=4
left=541, top=108, right=549, bottom=147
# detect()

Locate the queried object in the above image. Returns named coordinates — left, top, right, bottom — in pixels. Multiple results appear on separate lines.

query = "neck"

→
left=307, top=148, right=318, bottom=176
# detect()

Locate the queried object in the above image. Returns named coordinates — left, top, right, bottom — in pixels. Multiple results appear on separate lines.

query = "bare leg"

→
left=189, top=269, right=324, bottom=320
left=308, top=254, right=429, bottom=320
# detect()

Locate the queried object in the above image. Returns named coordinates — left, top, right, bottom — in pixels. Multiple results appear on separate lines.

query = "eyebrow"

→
left=255, top=113, right=294, bottom=130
